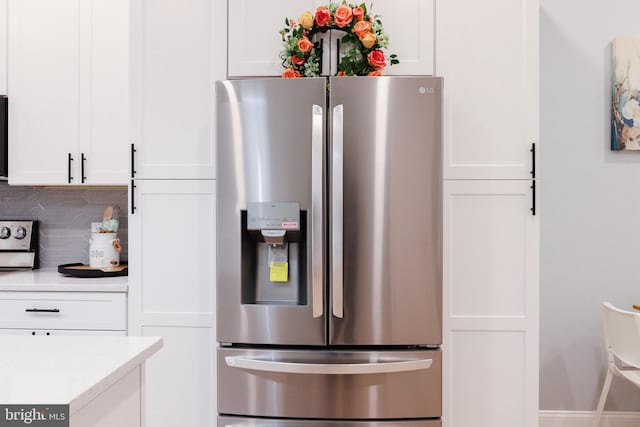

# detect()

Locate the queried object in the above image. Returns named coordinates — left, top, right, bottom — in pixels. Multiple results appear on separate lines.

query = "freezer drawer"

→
left=218, top=348, right=441, bottom=420
left=219, top=416, right=441, bottom=427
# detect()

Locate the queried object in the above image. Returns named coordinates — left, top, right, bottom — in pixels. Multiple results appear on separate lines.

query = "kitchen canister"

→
left=89, top=232, right=122, bottom=268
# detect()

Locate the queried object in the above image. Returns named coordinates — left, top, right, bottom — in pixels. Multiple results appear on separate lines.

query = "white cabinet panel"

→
left=8, top=0, right=80, bottom=185
left=368, top=0, right=434, bottom=76
left=443, top=180, right=539, bottom=427
left=228, top=0, right=314, bottom=77
left=0, top=0, right=7, bottom=95
left=436, top=0, right=538, bottom=179
left=130, top=0, right=217, bottom=179
left=449, top=331, right=525, bottom=427
left=142, top=326, right=214, bottom=427
left=81, top=0, right=129, bottom=185
left=130, top=180, right=215, bottom=322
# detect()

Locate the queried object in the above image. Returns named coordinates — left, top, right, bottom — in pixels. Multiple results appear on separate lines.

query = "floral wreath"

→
left=279, top=2, right=399, bottom=78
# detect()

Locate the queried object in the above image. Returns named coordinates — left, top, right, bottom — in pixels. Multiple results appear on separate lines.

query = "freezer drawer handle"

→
left=224, top=356, right=432, bottom=375
left=311, top=104, right=324, bottom=318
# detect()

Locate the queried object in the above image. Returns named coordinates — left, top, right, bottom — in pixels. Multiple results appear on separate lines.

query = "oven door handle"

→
left=224, top=356, right=432, bottom=375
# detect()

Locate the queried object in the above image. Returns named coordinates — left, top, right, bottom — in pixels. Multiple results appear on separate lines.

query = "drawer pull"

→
left=224, top=357, right=433, bottom=375
left=25, top=308, right=60, bottom=313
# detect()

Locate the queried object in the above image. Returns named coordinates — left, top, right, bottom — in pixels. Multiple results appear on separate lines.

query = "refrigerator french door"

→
left=216, top=76, right=443, bottom=423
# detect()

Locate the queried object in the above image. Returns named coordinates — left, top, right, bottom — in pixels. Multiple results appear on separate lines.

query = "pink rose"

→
left=368, top=70, right=383, bottom=76
left=315, top=6, right=332, bottom=27
left=334, top=5, right=353, bottom=28
left=336, top=71, right=346, bottom=76
left=367, top=50, right=386, bottom=69
left=353, top=21, right=370, bottom=39
left=353, top=7, right=364, bottom=22
left=297, top=37, right=314, bottom=54
left=291, top=55, right=306, bottom=66
left=282, top=68, right=301, bottom=78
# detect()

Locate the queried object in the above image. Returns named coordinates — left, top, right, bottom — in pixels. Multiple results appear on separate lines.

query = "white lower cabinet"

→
left=1, top=329, right=125, bottom=336
left=443, top=180, right=539, bottom=427
left=129, top=179, right=216, bottom=427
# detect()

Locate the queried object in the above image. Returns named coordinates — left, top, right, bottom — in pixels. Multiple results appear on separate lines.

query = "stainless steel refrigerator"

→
left=216, top=76, right=443, bottom=427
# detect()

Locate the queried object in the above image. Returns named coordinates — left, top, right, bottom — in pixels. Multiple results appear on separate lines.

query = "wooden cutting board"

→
left=64, top=264, right=127, bottom=273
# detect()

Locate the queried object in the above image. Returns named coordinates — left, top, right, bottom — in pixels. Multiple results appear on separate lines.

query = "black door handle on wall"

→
left=81, top=153, right=87, bottom=183
left=67, top=153, right=74, bottom=183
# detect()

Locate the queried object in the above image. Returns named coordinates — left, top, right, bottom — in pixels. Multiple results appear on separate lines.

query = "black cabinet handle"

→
left=530, top=143, right=536, bottom=178
left=530, top=180, right=536, bottom=216
left=25, top=308, right=60, bottom=313
left=81, top=153, right=87, bottom=183
left=67, top=153, right=74, bottom=183
left=131, top=179, right=136, bottom=214
left=131, top=143, right=137, bottom=178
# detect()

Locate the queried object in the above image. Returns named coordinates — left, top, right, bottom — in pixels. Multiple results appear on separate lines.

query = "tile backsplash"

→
left=0, top=183, right=128, bottom=268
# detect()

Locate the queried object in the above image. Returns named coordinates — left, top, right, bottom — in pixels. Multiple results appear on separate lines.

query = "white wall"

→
left=541, top=0, right=640, bottom=411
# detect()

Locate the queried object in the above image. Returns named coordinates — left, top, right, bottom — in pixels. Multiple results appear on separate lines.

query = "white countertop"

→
left=0, top=269, right=128, bottom=292
left=0, top=335, right=162, bottom=414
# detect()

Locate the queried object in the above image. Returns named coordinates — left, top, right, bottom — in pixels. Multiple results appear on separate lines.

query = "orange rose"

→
left=315, top=6, right=331, bottom=26
left=336, top=71, right=346, bottom=76
left=291, top=55, right=306, bottom=66
left=282, top=68, right=301, bottom=78
left=368, top=70, right=382, bottom=76
left=353, top=21, right=370, bottom=38
left=360, top=32, right=376, bottom=49
left=353, top=7, right=364, bottom=21
left=297, top=37, right=314, bottom=53
left=298, top=11, right=314, bottom=30
left=334, top=5, right=353, bottom=28
left=367, top=50, right=386, bottom=69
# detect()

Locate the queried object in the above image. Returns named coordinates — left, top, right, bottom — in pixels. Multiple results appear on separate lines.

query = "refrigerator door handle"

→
left=311, top=104, right=324, bottom=318
left=224, top=356, right=432, bottom=375
left=332, top=104, right=344, bottom=319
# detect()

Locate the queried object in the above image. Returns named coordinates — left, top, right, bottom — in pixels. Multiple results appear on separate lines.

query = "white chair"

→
left=594, top=302, right=640, bottom=426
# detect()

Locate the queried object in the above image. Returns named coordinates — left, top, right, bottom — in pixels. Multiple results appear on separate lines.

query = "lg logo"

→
left=418, top=86, right=435, bottom=95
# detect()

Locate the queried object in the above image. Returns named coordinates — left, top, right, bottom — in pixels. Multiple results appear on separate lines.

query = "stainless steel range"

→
left=0, top=220, right=39, bottom=270
left=216, top=76, right=442, bottom=427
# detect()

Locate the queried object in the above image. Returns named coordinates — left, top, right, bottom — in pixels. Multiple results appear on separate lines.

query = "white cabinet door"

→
left=443, top=180, right=539, bottom=427
left=366, top=0, right=434, bottom=76
left=228, top=0, right=314, bottom=77
left=143, top=326, right=214, bottom=427
left=228, top=0, right=433, bottom=77
left=130, top=0, right=219, bottom=179
left=8, top=0, right=80, bottom=185
left=128, top=180, right=215, bottom=328
left=436, top=0, right=538, bottom=179
left=80, top=0, right=129, bottom=185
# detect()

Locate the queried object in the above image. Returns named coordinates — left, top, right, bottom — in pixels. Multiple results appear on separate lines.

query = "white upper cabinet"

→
left=130, top=0, right=218, bottom=180
left=8, top=0, right=128, bottom=186
left=227, top=0, right=434, bottom=77
left=436, top=0, right=538, bottom=179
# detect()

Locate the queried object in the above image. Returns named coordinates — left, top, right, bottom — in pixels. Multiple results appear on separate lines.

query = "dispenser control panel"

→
left=247, top=202, right=300, bottom=231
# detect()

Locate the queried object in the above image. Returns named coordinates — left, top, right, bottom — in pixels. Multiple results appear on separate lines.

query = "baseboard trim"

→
left=540, top=410, right=640, bottom=427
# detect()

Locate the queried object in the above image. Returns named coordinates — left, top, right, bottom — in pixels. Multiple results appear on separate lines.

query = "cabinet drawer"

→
left=0, top=292, right=126, bottom=331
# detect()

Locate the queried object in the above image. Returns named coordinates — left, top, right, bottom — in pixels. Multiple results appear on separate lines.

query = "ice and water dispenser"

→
left=241, top=202, right=307, bottom=306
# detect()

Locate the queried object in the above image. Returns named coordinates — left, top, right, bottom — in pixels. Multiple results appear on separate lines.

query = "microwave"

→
left=0, top=96, right=6, bottom=178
